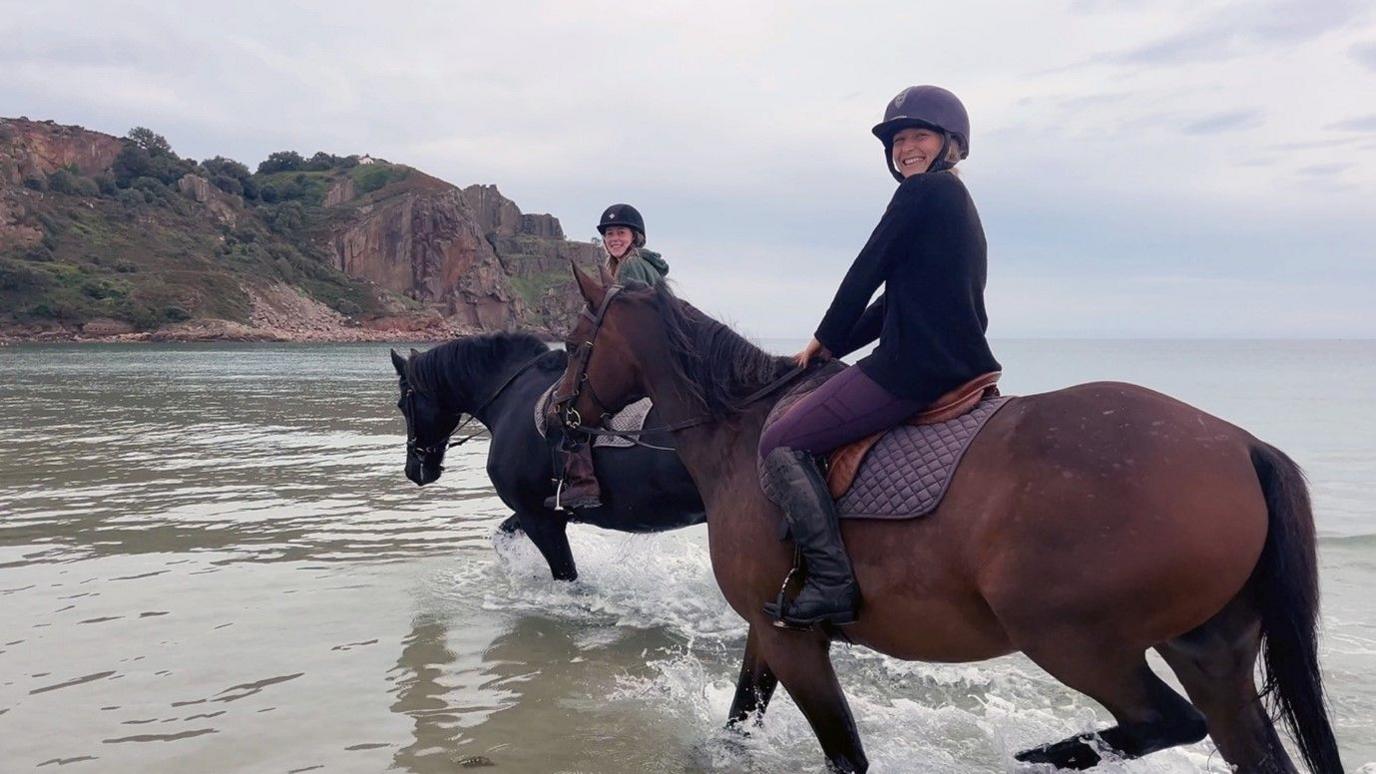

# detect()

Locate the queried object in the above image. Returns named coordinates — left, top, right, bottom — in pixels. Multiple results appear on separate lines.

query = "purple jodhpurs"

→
left=758, top=365, right=924, bottom=458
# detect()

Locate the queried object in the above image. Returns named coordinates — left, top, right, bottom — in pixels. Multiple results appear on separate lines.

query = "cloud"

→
left=1181, top=109, right=1265, bottom=134
left=1326, top=114, right=1376, bottom=132
left=1099, top=0, right=1368, bottom=65
left=1266, top=136, right=1368, bottom=151
left=0, top=0, right=1373, bottom=337
left=1297, top=162, right=1353, bottom=176
left=1350, top=41, right=1376, bottom=70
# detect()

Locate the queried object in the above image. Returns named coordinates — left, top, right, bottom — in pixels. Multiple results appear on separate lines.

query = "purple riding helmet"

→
left=871, top=85, right=971, bottom=182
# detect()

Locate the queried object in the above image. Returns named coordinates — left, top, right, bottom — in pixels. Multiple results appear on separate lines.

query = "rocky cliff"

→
left=0, top=117, right=601, bottom=341
left=325, top=173, right=598, bottom=335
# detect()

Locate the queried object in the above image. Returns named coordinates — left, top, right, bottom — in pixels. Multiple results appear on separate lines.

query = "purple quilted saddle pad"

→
left=762, top=364, right=1013, bottom=520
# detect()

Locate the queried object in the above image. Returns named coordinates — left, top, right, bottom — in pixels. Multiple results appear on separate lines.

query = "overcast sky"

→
left=3, top=0, right=1373, bottom=338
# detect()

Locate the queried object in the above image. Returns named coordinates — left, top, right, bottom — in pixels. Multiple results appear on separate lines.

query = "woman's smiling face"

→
left=890, top=126, right=947, bottom=178
left=602, top=226, right=635, bottom=258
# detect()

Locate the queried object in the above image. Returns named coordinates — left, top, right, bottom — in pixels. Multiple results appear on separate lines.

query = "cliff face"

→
left=2, top=118, right=124, bottom=252
left=325, top=174, right=599, bottom=333
left=0, top=117, right=603, bottom=341
left=0, top=118, right=123, bottom=184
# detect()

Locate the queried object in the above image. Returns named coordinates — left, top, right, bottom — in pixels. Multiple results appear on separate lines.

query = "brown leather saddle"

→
left=825, top=371, right=1001, bottom=498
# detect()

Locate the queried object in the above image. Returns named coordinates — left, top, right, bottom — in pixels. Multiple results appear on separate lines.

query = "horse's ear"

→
left=571, top=260, right=605, bottom=310
left=390, top=349, right=406, bottom=376
left=409, top=348, right=421, bottom=360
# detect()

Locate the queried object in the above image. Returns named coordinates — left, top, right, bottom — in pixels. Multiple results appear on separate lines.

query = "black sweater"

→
left=814, top=171, right=1000, bottom=404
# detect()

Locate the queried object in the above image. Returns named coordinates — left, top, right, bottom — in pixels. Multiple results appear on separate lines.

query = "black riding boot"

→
left=544, top=442, right=603, bottom=511
left=761, top=447, right=860, bottom=628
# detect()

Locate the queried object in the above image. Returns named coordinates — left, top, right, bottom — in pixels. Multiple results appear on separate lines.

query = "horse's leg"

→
left=515, top=509, right=578, bottom=581
left=496, top=514, right=524, bottom=535
left=1156, top=603, right=1298, bottom=773
left=757, top=628, right=868, bottom=773
left=1014, top=639, right=1206, bottom=769
left=727, top=624, right=778, bottom=729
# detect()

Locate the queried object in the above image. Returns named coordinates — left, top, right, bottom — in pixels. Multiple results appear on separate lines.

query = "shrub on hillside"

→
left=47, top=169, right=99, bottom=196
left=355, top=165, right=406, bottom=193
left=116, top=189, right=144, bottom=209
left=257, top=151, right=305, bottom=174
left=114, top=128, right=195, bottom=187
left=112, top=144, right=153, bottom=186
left=0, top=257, right=56, bottom=292
left=266, top=201, right=306, bottom=233
left=304, top=151, right=343, bottom=171
left=22, top=245, right=55, bottom=262
left=127, top=127, right=172, bottom=155
left=131, top=176, right=174, bottom=206
left=210, top=174, right=244, bottom=196
left=202, top=156, right=253, bottom=196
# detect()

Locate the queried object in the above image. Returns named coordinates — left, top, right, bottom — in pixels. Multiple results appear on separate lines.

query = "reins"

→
left=553, top=283, right=808, bottom=452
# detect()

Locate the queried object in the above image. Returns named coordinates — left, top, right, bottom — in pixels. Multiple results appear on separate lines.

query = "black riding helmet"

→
left=872, top=86, right=970, bottom=182
left=597, top=204, right=646, bottom=240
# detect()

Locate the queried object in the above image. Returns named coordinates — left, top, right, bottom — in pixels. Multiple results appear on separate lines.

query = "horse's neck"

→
left=454, top=349, right=533, bottom=428
left=676, top=408, right=771, bottom=499
left=641, top=363, right=773, bottom=499
left=476, top=363, right=546, bottom=433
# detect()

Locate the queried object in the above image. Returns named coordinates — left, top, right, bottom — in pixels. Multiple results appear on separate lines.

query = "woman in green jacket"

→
left=597, top=203, right=669, bottom=287
left=546, top=203, right=669, bottom=511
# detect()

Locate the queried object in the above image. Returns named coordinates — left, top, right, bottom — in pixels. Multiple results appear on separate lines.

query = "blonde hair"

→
left=944, top=135, right=963, bottom=176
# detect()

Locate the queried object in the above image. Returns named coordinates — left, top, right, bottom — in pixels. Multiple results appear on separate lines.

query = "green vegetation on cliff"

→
left=1, top=119, right=599, bottom=339
left=1, top=126, right=406, bottom=330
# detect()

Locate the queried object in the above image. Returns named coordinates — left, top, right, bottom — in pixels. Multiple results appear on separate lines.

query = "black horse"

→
left=391, top=332, right=705, bottom=580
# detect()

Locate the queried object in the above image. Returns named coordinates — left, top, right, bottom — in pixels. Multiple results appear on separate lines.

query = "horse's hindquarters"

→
left=963, top=383, right=1269, bottom=652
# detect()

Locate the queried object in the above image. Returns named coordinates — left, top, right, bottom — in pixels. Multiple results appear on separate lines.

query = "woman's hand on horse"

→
left=795, top=338, right=833, bottom=368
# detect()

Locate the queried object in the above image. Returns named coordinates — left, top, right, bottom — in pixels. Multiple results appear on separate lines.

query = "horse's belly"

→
left=850, top=598, right=1015, bottom=663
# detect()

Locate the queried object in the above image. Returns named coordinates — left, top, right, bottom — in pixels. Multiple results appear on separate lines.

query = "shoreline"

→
left=0, top=319, right=561, bottom=345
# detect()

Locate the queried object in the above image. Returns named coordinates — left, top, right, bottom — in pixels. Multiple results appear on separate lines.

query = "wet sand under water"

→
left=1, top=342, right=1373, bottom=773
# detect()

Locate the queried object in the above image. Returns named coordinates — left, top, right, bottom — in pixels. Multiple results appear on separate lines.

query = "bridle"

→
left=550, top=284, right=628, bottom=433
left=404, top=353, right=546, bottom=466
left=551, top=283, right=807, bottom=451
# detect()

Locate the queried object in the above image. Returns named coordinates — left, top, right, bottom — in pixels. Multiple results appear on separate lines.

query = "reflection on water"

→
left=1, top=342, right=1374, bottom=772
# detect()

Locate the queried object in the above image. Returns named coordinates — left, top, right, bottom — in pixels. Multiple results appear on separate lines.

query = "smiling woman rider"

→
left=545, top=203, right=670, bottom=512
left=755, top=85, right=1001, bottom=628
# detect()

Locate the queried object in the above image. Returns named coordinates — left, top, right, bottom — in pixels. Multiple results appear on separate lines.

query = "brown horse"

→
left=550, top=270, right=1344, bottom=774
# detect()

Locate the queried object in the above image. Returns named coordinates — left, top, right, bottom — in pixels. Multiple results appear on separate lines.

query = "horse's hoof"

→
left=1014, top=734, right=1103, bottom=770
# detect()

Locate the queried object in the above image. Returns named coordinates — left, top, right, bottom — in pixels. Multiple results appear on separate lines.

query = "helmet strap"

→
left=926, top=134, right=955, bottom=173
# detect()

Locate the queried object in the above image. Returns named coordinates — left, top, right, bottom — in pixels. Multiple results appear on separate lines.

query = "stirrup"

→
left=763, top=547, right=811, bottom=630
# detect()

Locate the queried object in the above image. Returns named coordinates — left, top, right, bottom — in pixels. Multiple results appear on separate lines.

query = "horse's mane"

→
left=636, top=283, right=794, bottom=418
left=406, top=332, right=562, bottom=402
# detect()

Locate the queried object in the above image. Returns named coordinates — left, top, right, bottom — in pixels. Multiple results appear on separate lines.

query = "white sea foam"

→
left=464, top=522, right=1243, bottom=771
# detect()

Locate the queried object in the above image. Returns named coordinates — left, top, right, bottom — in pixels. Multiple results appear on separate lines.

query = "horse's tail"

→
left=1250, top=442, right=1344, bottom=774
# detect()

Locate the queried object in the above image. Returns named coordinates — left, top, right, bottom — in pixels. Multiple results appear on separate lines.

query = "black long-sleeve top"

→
left=814, top=171, right=1000, bottom=404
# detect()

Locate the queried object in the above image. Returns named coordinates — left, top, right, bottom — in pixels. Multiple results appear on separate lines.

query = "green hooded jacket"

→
left=610, top=248, right=669, bottom=287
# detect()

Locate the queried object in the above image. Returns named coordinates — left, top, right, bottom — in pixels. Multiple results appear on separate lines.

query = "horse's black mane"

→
left=636, top=283, right=794, bottom=417
left=406, top=331, right=562, bottom=402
